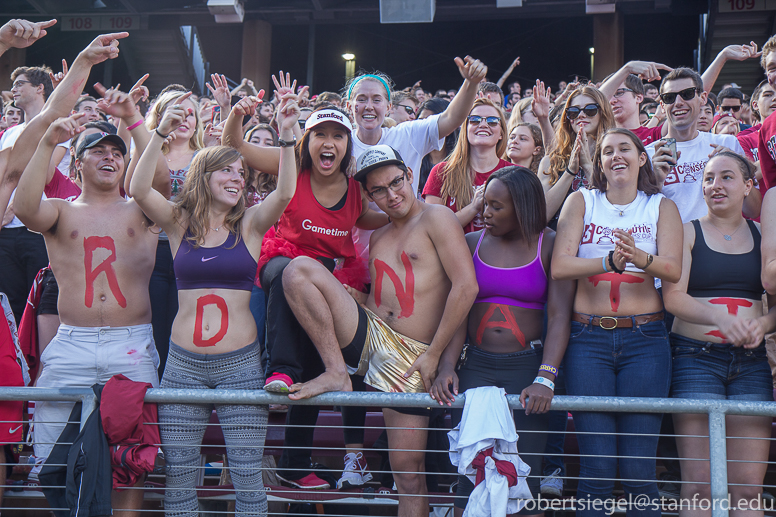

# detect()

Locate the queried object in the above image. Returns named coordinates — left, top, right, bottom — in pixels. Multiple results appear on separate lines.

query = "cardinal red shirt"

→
left=631, top=124, right=664, bottom=146
left=422, top=158, right=511, bottom=233
left=760, top=113, right=776, bottom=191
left=258, top=169, right=368, bottom=290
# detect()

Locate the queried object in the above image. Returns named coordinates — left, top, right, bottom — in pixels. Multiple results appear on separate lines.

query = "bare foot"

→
left=288, top=370, right=353, bottom=400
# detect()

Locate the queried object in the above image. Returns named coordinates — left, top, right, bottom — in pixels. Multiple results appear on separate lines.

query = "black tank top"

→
left=686, top=219, right=763, bottom=300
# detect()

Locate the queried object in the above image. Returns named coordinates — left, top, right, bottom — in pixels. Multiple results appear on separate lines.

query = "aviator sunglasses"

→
left=659, top=86, right=700, bottom=105
left=467, top=115, right=500, bottom=127
left=566, top=104, right=600, bottom=120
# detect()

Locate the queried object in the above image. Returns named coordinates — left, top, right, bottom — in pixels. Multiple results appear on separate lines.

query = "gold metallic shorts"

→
left=347, top=306, right=430, bottom=393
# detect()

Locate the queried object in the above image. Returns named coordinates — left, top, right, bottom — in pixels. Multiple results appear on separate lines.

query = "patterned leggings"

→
left=159, top=340, right=267, bottom=517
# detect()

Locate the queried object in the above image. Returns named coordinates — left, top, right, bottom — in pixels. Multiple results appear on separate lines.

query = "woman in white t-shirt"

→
left=342, top=60, right=486, bottom=195
left=551, top=128, right=683, bottom=516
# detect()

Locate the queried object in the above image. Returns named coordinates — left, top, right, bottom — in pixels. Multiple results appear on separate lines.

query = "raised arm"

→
left=5, top=31, right=129, bottom=190
left=701, top=42, right=761, bottom=94
left=404, top=207, right=479, bottom=391
left=245, top=91, right=299, bottom=235
left=598, top=61, right=671, bottom=100
left=0, top=19, right=56, bottom=59
left=437, top=56, right=488, bottom=138
left=531, top=80, right=556, bottom=153
left=206, top=73, right=232, bottom=123
left=223, top=95, right=281, bottom=175
left=15, top=115, right=84, bottom=232
left=129, top=95, right=187, bottom=238
left=495, top=56, right=519, bottom=89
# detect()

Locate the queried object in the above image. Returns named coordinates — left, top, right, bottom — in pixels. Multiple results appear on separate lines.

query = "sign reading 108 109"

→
left=61, top=15, right=141, bottom=31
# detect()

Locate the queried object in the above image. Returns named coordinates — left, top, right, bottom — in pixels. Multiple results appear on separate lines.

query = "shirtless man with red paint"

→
left=282, top=145, right=478, bottom=517
left=13, top=32, right=160, bottom=517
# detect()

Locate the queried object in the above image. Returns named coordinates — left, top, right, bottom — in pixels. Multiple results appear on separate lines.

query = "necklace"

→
left=707, top=219, right=744, bottom=241
left=607, top=195, right=637, bottom=217
left=209, top=225, right=222, bottom=232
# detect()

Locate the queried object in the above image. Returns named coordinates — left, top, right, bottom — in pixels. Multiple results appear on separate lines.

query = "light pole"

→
left=342, top=53, right=355, bottom=82
left=589, top=47, right=595, bottom=82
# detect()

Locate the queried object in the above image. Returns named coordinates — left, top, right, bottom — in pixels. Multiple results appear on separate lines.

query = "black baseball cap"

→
left=76, top=132, right=127, bottom=158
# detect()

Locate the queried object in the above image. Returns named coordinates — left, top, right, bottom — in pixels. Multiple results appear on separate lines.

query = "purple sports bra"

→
left=174, top=231, right=258, bottom=291
left=473, top=231, right=548, bottom=310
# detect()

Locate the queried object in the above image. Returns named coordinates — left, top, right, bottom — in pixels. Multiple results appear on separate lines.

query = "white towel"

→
left=448, top=386, right=532, bottom=516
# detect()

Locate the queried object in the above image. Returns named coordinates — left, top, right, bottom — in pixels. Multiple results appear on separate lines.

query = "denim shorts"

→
left=670, top=333, right=773, bottom=401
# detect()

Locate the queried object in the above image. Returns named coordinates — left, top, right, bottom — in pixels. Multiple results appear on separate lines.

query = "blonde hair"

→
left=438, top=98, right=507, bottom=211
left=761, top=34, right=776, bottom=70
left=146, top=91, right=205, bottom=154
left=507, top=97, right=534, bottom=134
left=546, top=85, right=614, bottom=186
left=506, top=122, right=544, bottom=173
left=173, top=146, right=246, bottom=248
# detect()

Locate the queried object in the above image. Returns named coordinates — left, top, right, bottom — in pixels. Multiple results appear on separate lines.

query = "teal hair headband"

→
left=347, top=74, right=391, bottom=101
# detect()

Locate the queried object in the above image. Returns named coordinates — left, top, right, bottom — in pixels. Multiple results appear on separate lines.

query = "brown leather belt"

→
left=572, top=312, right=664, bottom=330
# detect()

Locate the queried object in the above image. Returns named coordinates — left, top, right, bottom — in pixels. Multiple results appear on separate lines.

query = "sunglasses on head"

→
left=566, top=104, right=600, bottom=120
left=397, top=104, right=415, bottom=115
left=720, top=105, right=742, bottom=113
left=467, top=115, right=500, bottom=127
left=659, top=86, right=700, bottom=105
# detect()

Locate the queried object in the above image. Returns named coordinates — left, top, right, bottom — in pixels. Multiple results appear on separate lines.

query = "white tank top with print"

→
left=577, top=188, right=663, bottom=273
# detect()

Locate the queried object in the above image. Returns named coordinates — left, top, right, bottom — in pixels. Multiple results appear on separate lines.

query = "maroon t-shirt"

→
left=631, top=124, right=664, bottom=146
left=44, top=168, right=81, bottom=201
left=738, top=124, right=761, bottom=162
left=422, top=158, right=512, bottom=233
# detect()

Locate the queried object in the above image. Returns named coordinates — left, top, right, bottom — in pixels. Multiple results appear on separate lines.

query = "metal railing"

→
left=1, top=387, right=776, bottom=516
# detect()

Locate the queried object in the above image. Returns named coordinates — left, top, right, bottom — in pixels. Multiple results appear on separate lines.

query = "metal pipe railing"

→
left=2, top=387, right=776, bottom=516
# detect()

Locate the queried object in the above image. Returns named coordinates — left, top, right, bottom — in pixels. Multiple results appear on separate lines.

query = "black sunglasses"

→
left=467, top=115, right=500, bottom=127
left=659, top=86, right=700, bottom=105
left=720, top=105, right=742, bottom=113
left=566, top=104, right=600, bottom=120
left=397, top=104, right=415, bottom=115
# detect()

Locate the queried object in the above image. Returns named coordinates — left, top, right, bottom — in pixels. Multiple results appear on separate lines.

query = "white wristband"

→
left=533, top=376, right=555, bottom=392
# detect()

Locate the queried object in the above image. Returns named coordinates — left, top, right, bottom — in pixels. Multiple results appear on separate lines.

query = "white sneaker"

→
left=336, top=452, right=373, bottom=489
left=540, top=468, right=563, bottom=497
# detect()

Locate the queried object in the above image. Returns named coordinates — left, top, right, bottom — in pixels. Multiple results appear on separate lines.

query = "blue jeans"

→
left=670, top=333, right=773, bottom=401
left=565, top=317, right=670, bottom=517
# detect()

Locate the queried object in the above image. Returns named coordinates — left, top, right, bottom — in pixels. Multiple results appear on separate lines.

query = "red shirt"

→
left=45, top=168, right=81, bottom=201
left=631, top=125, right=664, bottom=146
left=760, top=112, right=776, bottom=191
left=422, top=158, right=512, bottom=233
left=257, top=169, right=368, bottom=290
left=738, top=124, right=761, bottom=162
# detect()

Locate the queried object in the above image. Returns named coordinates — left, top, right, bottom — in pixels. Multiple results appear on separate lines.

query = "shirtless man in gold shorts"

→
left=282, top=144, right=478, bottom=517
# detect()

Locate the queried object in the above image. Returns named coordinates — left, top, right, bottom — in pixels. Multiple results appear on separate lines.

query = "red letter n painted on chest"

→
left=373, top=252, right=415, bottom=318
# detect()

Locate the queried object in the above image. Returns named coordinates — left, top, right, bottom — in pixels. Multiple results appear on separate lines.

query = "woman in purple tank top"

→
left=431, top=166, right=574, bottom=516
left=129, top=85, right=301, bottom=517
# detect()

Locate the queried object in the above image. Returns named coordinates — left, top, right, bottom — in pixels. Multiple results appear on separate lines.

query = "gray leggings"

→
left=159, top=340, right=268, bottom=517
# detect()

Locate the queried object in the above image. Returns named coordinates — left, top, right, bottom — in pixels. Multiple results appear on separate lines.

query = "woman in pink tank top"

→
left=431, top=166, right=574, bottom=516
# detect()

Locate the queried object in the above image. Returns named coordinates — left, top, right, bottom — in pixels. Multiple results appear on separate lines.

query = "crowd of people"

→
left=1, top=16, right=776, bottom=517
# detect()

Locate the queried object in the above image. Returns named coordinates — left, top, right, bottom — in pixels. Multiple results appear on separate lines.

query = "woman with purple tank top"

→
left=129, top=88, right=301, bottom=517
left=431, top=166, right=574, bottom=517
